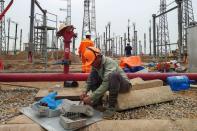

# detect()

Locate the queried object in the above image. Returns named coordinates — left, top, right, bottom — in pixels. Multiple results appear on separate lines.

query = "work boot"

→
left=103, top=107, right=116, bottom=120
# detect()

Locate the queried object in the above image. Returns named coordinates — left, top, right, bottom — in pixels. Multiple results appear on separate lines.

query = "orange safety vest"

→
left=78, top=39, right=94, bottom=55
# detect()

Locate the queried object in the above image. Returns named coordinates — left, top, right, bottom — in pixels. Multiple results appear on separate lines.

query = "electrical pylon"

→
left=90, top=0, right=96, bottom=41
left=66, top=0, right=71, bottom=25
left=82, top=0, right=91, bottom=40
left=158, top=0, right=171, bottom=56
left=182, top=0, right=195, bottom=47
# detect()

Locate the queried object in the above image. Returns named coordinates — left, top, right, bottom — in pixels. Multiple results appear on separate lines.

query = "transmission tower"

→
left=91, top=0, right=96, bottom=41
left=182, top=0, right=195, bottom=47
left=82, top=0, right=91, bottom=40
left=0, top=0, right=6, bottom=54
left=158, top=0, right=170, bottom=56
left=67, top=0, right=71, bottom=25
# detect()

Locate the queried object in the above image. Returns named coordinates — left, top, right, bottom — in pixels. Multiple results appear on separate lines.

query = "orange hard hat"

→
left=84, top=47, right=101, bottom=67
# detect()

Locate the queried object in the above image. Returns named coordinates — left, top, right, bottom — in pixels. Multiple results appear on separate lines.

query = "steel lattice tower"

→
left=182, top=0, right=195, bottom=47
left=90, top=0, right=96, bottom=41
left=158, top=0, right=170, bottom=56
left=66, top=0, right=71, bottom=25
left=0, top=0, right=6, bottom=54
left=82, top=0, right=91, bottom=40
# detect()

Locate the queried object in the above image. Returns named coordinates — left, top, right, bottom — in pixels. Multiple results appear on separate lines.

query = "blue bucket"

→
left=167, top=75, right=195, bottom=91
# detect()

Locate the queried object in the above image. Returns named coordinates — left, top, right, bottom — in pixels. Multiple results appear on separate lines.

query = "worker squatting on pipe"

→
left=56, top=24, right=77, bottom=73
left=1, top=73, right=197, bottom=82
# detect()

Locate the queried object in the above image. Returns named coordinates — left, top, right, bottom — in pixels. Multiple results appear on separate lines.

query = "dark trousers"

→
left=87, top=71, right=131, bottom=108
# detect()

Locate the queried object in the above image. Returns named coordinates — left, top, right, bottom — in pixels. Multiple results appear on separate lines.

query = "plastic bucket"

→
left=167, top=75, right=194, bottom=91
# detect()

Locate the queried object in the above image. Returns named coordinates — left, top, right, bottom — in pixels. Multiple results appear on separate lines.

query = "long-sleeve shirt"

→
left=78, top=39, right=94, bottom=55
left=86, top=56, right=130, bottom=102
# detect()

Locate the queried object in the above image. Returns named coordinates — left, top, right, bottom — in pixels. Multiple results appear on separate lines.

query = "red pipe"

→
left=0, top=73, right=197, bottom=82
left=0, top=0, right=14, bottom=21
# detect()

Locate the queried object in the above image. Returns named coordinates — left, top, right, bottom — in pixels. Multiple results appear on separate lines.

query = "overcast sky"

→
left=5, top=0, right=197, bottom=51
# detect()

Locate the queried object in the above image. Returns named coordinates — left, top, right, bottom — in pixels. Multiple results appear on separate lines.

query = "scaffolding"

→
left=33, top=12, right=58, bottom=66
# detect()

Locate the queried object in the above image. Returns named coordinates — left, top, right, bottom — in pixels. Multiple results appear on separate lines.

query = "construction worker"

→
left=80, top=47, right=132, bottom=119
left=125, top=43, right=132, bottom=57
left=78, top=32, right=94, bottom=73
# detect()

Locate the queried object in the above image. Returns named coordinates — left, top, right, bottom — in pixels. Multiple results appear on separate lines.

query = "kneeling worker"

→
left=80, top=47, right=132, bottom=119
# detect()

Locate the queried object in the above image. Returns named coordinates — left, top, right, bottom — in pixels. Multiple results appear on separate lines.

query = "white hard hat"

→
left=86, top=32, right=91, bottom=36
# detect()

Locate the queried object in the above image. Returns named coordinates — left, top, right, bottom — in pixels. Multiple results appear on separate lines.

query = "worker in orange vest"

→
left=78, top=32, right=95, bottom=73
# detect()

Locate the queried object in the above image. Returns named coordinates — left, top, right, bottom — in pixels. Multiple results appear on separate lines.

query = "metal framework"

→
left=0, top=0, right=6, bottom=54
left=182, top=0, right=195, bottom=47
left=90, top=0, right=96, bottom=41
left=82, top=0, right=91, bottom=40
left=66, top=0, right=71, bottom=25
left=158, top=0, right=171, bottom=56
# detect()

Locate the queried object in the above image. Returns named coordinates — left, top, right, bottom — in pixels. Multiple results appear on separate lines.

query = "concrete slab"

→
left=0, top=124, right=45, bottom=131
left=80, top=119, right=197, bottom=131
left=117, top=86, right=174, bottom=111
left=132, top=79, right=163, bottom=90
left=7, top=115, right=35, bottom=124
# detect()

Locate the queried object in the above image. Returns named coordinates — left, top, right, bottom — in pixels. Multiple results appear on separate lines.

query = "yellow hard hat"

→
left=84, top=47, right=101, bottom=67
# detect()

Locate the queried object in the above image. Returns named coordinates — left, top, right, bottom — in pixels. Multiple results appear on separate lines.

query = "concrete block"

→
left=61, top=99, right=94, bottom=117
left=117, top=86, right=174, bottom=111
left=32, top=102, right=61, bottom=118
left=7, top=115, right=34, bottom=124
left=60, top=115, right=86, bottom=130
left=132, top=79, right=163, bottom=90
left=0, top=124, right=45, bottom=131
left=130, top=77, right=144, bottom=85
left=80, top=119, right=197, bottom=131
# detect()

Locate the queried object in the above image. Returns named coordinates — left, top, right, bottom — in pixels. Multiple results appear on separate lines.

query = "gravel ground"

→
left=0, top=87, right=38, bottom=124
left=0, top=86, right=197, bottom=124
left=114, top=95, right=197, bottom=120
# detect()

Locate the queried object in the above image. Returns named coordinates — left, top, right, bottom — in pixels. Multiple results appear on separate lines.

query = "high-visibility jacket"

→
left=78, top=39, right=94, bottom=56
left=78, top=38, right=94, bottom=73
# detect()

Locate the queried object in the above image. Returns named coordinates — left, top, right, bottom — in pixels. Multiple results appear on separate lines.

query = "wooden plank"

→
left=35, top=87, right=83, bottom=101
